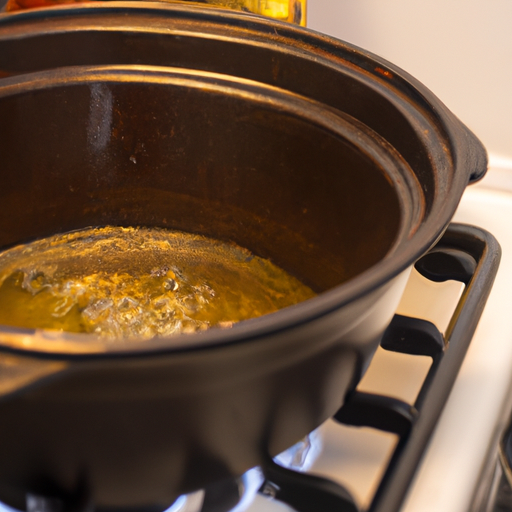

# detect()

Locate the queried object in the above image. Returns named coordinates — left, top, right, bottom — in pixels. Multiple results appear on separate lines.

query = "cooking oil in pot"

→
left=0, top=227, right=315, bottom=339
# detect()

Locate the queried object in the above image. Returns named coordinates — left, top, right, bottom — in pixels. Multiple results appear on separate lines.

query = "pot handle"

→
left=462, top=123, right=488, bottom=184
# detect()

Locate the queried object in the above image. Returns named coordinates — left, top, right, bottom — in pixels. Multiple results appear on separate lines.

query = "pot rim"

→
left=0, top=2, right=488, bottom=357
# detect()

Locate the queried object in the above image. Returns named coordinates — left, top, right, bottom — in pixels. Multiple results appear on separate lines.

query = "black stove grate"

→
left=259, top=223, right=501, bottom=512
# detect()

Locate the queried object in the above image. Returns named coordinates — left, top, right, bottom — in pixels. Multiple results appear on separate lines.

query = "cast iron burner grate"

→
left=256, top=223, right=501, bottom=512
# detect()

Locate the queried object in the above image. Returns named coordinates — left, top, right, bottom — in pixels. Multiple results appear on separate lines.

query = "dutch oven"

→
left=0, top=3, right=487, bottom=511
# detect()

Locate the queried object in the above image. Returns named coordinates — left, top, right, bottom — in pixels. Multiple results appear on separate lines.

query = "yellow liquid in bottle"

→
left=0, top=226, right=315, bottom=340
left=4, top=0, right=306, bottom=25
left=203, top=0, right=306, bottom=25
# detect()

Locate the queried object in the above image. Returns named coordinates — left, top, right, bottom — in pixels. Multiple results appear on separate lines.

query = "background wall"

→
left=307, top=0, right=512, bottom=167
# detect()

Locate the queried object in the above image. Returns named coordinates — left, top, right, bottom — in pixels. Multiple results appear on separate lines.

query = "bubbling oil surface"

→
left=0, top=227, right=315, bottom=340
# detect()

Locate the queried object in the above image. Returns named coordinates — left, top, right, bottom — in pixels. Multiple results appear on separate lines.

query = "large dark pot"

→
left=0, top=4, right=487, bottom=511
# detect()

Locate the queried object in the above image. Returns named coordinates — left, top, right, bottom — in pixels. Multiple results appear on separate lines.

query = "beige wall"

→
left=307, top=0, right=512, bottom=166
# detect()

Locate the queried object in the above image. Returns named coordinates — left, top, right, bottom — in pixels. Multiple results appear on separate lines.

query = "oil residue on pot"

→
left=0, top=226, right=315, bottom=339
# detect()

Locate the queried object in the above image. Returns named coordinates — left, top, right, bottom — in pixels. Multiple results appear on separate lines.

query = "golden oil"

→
left=0, top=226, right=315, bottom=340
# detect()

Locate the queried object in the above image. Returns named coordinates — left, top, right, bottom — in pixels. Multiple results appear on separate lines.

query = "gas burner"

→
left=165, top=434, right=319, bottom=512
left=165, top=470, right=260, bottom=512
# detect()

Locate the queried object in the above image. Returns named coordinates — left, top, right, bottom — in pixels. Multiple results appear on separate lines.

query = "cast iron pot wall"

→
left=0, top=4, right=487, bottom=511
left=0, top=67, right=409, bottom=291
left=0, top=64, right=414, bottom=511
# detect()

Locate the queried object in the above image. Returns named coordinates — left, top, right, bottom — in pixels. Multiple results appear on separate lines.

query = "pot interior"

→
left=0, top=67, right=414, bottom=293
